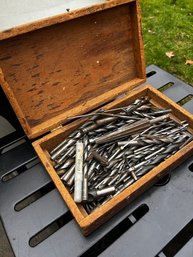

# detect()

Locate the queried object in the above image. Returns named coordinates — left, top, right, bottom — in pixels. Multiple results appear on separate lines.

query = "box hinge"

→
left=51, top=124, right=63, bottom=133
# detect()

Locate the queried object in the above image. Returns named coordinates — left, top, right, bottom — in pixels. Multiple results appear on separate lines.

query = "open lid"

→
left=0, top=0, right=146, bottom=139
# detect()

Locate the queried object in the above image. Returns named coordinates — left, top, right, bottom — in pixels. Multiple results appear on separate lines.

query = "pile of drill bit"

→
left=49, top=97, right=193, bottom=213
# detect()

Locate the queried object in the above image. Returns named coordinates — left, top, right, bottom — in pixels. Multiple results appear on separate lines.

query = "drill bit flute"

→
left=91, top=114, right=170, bottom=145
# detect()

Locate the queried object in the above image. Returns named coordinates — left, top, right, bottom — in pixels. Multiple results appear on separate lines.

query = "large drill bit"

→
left=74, top=141, right=84, bottom=203
left=92, top=115, right=170, bottom=144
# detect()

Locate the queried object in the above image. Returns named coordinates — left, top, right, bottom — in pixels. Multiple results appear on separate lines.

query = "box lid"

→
left=0, top=0, right=146, bottom=139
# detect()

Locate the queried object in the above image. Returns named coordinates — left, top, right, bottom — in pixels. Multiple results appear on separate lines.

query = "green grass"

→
left=141, top=0, right=193, bottom=85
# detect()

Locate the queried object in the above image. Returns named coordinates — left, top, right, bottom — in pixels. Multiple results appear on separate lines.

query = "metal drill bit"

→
left=106, top=157, right=122, bottom=169
left=95, top=113, right=141, bottom=120
left=134, top=144, right=153, bottom=154
left=88, top=120, right=133, bottom=139
left=124, top=97, right=149, bottom=114
left=74, top=141, right=84, bottom=203
left=88, top=150, right=109, bottom=166
left=67, top=99, right=147, bottom=120
left=61, top=165, right=75, bottom=183
left=145, top=109, right=172, bottom=116
left=81, top=117, right=118, bottom=134
left=133, top=110, right=154, bottom=119
left=114, top=178, right=135, bottom=196
left=136, top=104, right=151, bottom=111
left=114, top=172, right=130, bottom=187
left=124, top=155, right=138, bottom=181
left=87, top=160, right=97, bottom=179
left=118, top=135, right=174, bottom=146
left=106, top=143, right=117, bottom=155
left=95, top=176, right=113, bottom=189
left=87, top=186, right=116, bottom=202
left=57, top=158, right=75, bottom=169
left=120, top=120, right=172, bottom=150
left=56, top=168, right=67, bottom=177
left=93, top=115, right=170, bottom=145
left=50, top=130, right=78, bottom=155
left=135, top=138, right=188, bottom=175
left=50, top=112, right=101, bottom=158
left=144, top=147, right=165, bottom=160
left=108, top=174, right=122, bottom=186
left=51, top=137, right=80, bottom=161
left=179, top=134, right=193, bottom=149
left=164, top=123, right=189, bottom=136
left=55, top=146, right=76, bottom=165
left=66, top=174, right=75, bottom=187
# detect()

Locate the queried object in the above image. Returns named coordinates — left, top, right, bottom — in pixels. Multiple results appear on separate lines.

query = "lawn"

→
left=141, top=0, right=193, bottom=86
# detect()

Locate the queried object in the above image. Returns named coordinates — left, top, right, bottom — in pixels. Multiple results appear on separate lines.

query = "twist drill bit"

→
left=55, top=147, right=76, bottom=165
left=106, top=143, right=117, bottom=155
left=94, top=113, right=141, bottom=120
left=136, top=104, right=151, bottom=111
left=124, top=97, right=149, bottom=114
left=133, top=110, right=154, bottom=119
left=145, top=109, right=172, bottom=116
left=66, top=174, right=75, bottom=187
left=113, top=178, right=135, bottom=196
left=164, top=123, right=189, bottom=136
left=50, top=112, right=101, bottom=160
left=141, top=140, right=187, bottom=176
left=124, top=155, right=138, bottom=181
left=87, top=186, right=116, bottom=202
left=67, top=98, right=148, bottom=121
left=50, top=130, right=78, bottom=156
left=118, top=135, right=175, bottom=146
left=56, top=158, right=75, bottom=170
left=88, top=120, right=128, bottom=136
left=93, top=115, right=170, bottom=145
left=179, top=134, right=193, bottom=149
left=87, top=161, right=96, bottom=180
left=135, top=137, right=188, bottom=176
left=56, top=168, right=67, bottom=177
left=51, top=137, right=80, bottom=161
left=61, top=164, right=75, bottom=184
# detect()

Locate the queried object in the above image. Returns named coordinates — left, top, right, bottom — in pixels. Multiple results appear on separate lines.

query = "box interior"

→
left=38, top=86, right=193, bottom=219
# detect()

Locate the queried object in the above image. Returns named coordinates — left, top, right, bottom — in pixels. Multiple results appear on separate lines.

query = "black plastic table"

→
left=0, top=65, right=193, bottom=257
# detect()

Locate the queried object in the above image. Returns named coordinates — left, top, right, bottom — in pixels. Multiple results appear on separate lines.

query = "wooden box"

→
left=33, top=85, right=193, bottom=235
left=0, top=0, right=193, bottom=235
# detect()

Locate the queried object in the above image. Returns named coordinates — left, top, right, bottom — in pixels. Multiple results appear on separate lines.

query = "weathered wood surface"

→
left=0, top=0, right=145, bottom=138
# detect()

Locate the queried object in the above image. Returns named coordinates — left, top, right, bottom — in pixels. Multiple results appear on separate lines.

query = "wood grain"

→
left=0, top=1, right=145, bottom=138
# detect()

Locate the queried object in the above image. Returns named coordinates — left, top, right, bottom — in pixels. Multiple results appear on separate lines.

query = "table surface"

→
left=0, top=65, right=193, bottom=257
